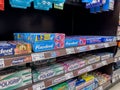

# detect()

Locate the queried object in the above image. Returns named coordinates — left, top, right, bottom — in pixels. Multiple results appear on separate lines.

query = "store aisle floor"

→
left=109, top=82, right=120, bottom=90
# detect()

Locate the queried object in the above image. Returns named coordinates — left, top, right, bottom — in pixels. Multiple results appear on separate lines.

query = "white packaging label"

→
left=89, top=45, right=95, bottom=50
left=102, top=61, right=107, bottom=66
left=0, top=58, right=5, bottom=68
left=86, top=65, right=93, bottom=72
left=98, top=86, right=103, bottom=90
left=104, top=43, right=109, bottom=47
left=66, top=48, right=75, bottom=54
left=65, top=72, right=74, bottom=80
left=33, top=82, right=45, bottom=90
left=53, top=76, right=66, bottom=84
left=32, top=53, right=45, bottom=61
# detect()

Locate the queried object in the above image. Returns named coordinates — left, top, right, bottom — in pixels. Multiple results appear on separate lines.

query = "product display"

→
left=0, top=67, right=32, bottom=90
left=0, top=0, right=119, bottom=90
left=0, top=41, right=31, bottom=56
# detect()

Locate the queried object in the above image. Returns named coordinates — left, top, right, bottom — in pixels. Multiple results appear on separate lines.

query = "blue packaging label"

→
left=65, top=39, right=79, bottom=48
left=33, top=41, right=54, bottom=52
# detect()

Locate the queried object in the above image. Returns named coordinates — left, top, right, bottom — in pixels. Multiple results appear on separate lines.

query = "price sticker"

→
left=102, top=61, right=107, bottom=65
left=98, top=86, right=103, bottom=90
left=0, top=58, right=5, bottom=68
left=78, top=68, right=87, bottom=75
left=65, top=72, right=74, bottom=80
left=33, top=82, right=45, bottom=90
left=86, top=65, right=93, bottom=72
left=53, top=76, right=66, bottom=84
left=104, top=43, right=109, bottom=48
left=89, top=45, right=95, bottom=50
left=114, top=58, right=118, bottom=62
left=32, top=53, right=45, bottom=61
left=66, top=48, right=75, bottom=54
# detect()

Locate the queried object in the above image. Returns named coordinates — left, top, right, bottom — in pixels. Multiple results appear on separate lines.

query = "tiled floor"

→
left=109, top=82, right=120, bottom=90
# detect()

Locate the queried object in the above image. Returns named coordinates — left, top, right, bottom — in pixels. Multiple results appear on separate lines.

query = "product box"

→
left=32, top=40, right=54, bottom=52
left=32, top=63, right=64, bottom=82
left=75, top=79, right=86, bottom=90
left=14, top=33, right=65, bottom=43
left=0, top=41, right=31, bottom=56
left=61, top=59, right=86, bottom=73
left=65, top=38, right=79, bottom=48
left=67, top=79, right=76, bottom=90
left=0, top=68, right=32, bottom=90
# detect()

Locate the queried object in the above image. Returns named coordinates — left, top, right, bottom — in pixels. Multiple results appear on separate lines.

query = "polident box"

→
left=0, top=68, right=32, bottom=90
left=0, top=41, right=31, bottom=57
left=32, top=63, right=64, bottom=82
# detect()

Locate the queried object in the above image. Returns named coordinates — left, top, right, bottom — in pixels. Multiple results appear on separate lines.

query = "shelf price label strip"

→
left=0, top=42, right=116, bottom=69
left=25, top=58, right=113, bottom=90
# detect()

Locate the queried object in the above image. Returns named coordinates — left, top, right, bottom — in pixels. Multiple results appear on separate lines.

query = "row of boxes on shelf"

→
left=14, top=33, right=116, bottom=52
left=0, top=52, right=113, bottom=90
left=0, top=33, right=116, bottom=57
left=46, top=72, right=111, bottom=90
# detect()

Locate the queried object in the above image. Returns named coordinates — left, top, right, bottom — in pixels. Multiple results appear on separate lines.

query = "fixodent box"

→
left=0, top=68, right=32, bottom=90
left=0, top=41, right=31, bottom=56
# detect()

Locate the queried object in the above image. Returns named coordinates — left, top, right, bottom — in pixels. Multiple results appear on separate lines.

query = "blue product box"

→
left=100, top=36, right=116, bottom=42
left=65, top=38, right=79, bottom=48
left=0, top=41, right=14, bottom=56
left=14, top=33, right=24, bottom=41
left=81, top=36, right=102, bottom=44
left=32, top=41, right=54, bottom=52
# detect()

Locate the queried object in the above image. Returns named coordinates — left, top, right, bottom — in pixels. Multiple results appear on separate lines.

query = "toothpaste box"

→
left=0, top=41, right=31, bottom=56
left=65, top=38, right=79, bottom=48
left=14, top=33, right=65, bottom=43
left=32, top=41, right=54, bottom=52
left=0, top=68, right=32, bottom=90
left=95, top=53, right=113, bottom=60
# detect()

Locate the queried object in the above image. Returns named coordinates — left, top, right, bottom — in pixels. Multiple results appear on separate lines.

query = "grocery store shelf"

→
left=0, top=42, right=116, bottom=69
left=17, top=58, right=114, bottom=90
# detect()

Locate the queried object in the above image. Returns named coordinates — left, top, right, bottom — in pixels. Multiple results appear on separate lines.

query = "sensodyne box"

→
left=0, top=68, right=32, bottom=90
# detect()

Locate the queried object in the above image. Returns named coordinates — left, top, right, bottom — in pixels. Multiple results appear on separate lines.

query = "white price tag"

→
left=33, top=82, right=45, bottom=90
left=119, top=57, right=120, bottom=61
left=32, top=53, right=45, bottom=61
left=89, top=45, right=95, bottom=50
left=102, top=61, right=107, bottom=65
left=53, top=76, right=66, bottom=84
left=114, top=58, right=118, bottom=62
left=65, top=72, right=74, bottom=80
left=104, top=43, right=109, bottom=47
left=98, top=86, right=103, bottom=90
left=66, top=48, right=75, bottom=54
left=0, top=58, right=5, bottom=68
left=86, top=65, right=93, bottom=72
left=78, top=68, right=87, bottom=75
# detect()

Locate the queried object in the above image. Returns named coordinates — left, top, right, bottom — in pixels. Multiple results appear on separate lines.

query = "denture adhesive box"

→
left=0, top=41, right=31, bottom=56
left=32, top=64, right=64, bottom=82
left=0, top=68, right=32, bottom=90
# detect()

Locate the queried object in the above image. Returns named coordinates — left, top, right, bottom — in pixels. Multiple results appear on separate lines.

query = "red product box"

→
left=0, top=0, right=4, bottom=11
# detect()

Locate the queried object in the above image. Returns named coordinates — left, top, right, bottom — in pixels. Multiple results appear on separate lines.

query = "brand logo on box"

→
left=0, top=48, right=13, bottom=56
left=0, top=77, right=22, bottom=89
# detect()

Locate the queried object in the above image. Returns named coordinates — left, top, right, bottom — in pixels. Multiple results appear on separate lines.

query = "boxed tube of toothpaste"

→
left=0, top=68, right=32, bottom=90
left=0, top=41, right=31, bottom=56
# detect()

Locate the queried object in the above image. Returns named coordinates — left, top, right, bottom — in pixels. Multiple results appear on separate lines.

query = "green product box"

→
left=0, top=68, right=32, bottom=90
